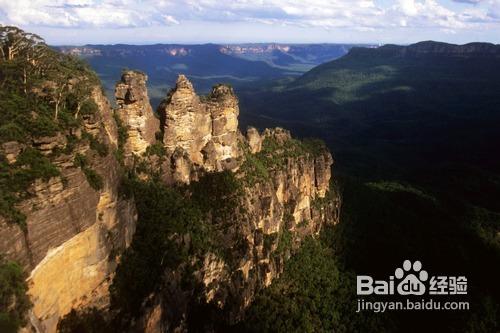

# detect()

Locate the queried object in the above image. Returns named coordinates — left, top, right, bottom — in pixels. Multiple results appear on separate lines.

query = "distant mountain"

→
left=57, top=43, right=281, bottom=106
left=219, top=43, right=374, bottom=69
left=239, top=41, right=500, bottom=177
left=57, top=43, right=372, bottom=107
left=345, top=41, right=500, bottom=59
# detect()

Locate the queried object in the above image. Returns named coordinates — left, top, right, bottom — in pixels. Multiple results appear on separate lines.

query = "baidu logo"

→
left=395, top=260, right=428, bottom=295
left=357, top=260, right=467, bottom=296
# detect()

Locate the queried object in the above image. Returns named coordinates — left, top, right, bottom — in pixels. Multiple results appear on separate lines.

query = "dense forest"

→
left=236, top=41, right=500, bottom=332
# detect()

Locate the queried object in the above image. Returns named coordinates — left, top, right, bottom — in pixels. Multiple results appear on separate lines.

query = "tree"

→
left=0, top=26, right=45, bottom=62
left=0, top=26, right=49, bottom=94
left=70, top=77, right=94, bottom=119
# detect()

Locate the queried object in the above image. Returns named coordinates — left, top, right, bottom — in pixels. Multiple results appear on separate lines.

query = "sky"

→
left=0, top=0, right=499, bottom=45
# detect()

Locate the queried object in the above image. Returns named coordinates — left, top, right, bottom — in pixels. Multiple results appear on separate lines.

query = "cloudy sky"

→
left=0, top=0, right=499, bottom=45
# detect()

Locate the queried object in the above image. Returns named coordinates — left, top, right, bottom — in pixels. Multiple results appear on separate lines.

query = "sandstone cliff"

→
left=115, top=70, right=159, bottom=162
left=157, top=75, right=241, bottom=183
left=0, top=65, right=338, bottom=333
left=115, top=77, right=339, bottom=331
left=0, top=85, right=136, bottom=333
left=143, top=125, right=339, bottom=331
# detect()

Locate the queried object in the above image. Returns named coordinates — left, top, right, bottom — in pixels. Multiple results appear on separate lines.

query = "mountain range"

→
left=57, top=43, right=374, bottom=107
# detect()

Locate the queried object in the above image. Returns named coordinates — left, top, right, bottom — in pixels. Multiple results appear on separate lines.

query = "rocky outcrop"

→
left=115, top=70, right=159, bottom=161
left=139, top=125, right=339, bottom=330
left=0, top=70, right=338, bottom=333
left=1, top=141, right=23, bottom=163
left=157, top=75, right=241, bottom=183
left=0, top=87, right=137, bottom=333
left=246, top=127, right=262, bottom=154
left=111, top=75, right=339, bottom=331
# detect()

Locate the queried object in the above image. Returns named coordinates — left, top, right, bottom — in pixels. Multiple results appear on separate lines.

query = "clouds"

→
left=0, top=0, right=176, bottom=28
left=0, top=0, right=499, bottom=43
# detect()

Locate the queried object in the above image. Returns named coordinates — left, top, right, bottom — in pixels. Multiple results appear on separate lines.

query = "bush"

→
left=0, top=258, right=31, bottom=333
left=0, top=123, right=24, bottom=142
left=82, top=132, right=108, bottom=157
left=110, top=179, right=206, bottom=317
left=0, top=149, right=60, bottom=226
left=110, top=172, right=245, bottom=321
left=80, top=100, right=99, bottom=116
left=241, top=237, right=389, bottom=333
left=57, top=308, right=109, bottom=333
left=74, top=153, right=103, bottom=191
left=83, top=168, right=103, bottom=191
left=112, top=111, right=127, bottom=165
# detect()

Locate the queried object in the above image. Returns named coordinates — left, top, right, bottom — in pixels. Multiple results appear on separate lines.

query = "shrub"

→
left=74, top=153, right=103, bottom=191
left=83, top=168, right=103, bottom=191
left=0, top=258, right=31, bottom=333
left=57, top=308, right=109, bottom=333
left=80, top=100, right=99, bottom=116
left=82, top=132, right=108, bottom=157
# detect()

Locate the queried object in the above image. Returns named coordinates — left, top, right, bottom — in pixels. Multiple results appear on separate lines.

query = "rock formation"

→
left=133, top=82, right=338, bottom=329
left=0, top=70, right=338, bottom=333
left=139, top=123, right=339, bottom=330
left=157, top=75, right=241, bottom=183
left=115, top=70, right=159, bottom=161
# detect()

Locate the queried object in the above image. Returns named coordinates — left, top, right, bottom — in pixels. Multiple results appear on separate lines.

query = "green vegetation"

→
left=239, top=135, right=328, bottom=186
left=57, top=308, right=110, bottom=333
left=110, top=170, right=244, bottom=322
left=112, top=111, right=128, bottom=165
left=110, top=179, right=205, bottom=318
left=74, top=153, right=103, bottom=191
left=0, top=148, right=60, bottom=226
left=144, top=142, right=166, bottom=158
left=0, top=27, right=99, bottom=144
left=275, top=229, right=293, bottom=257
left=332, top=177, right=499, bottom=332
left=241, top=235, right=388, bottom=333
left=82, top=132, right=108, bottom=157
left=262, top=136, right=328, bottom=169
left=366, top=181, right=436, bottom=202
left=237, top=43, right=500, bottom=332
left=0, top=26, right=103, bottom=225
left=263, top=233, right=278, bottom=253
left=239, top=148, right=270, bottom=185
left=0, top=258, right=31, bottom=333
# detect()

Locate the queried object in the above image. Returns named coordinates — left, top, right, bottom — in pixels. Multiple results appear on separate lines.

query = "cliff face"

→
left=115, top=70, right=159, bottom=161
left=0, top=86, right=137, bottom=333
left=138, top=124, right=339, bottom=331
left=1, top=64, right=338, bottom=333
left=126, top=79, right=339, bottom=331
left=157, top=75, right=241, bottom=183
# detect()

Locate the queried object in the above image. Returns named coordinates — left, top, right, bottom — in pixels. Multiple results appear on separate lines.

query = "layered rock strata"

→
left=0, top=86, right=137, bottom=333
left=115, top=70, right=159, bottom=161
left=157, top=75, right=241, bottom=183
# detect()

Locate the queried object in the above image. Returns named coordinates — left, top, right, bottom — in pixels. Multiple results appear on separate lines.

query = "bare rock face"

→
left=1, top=141, right=23, bottom=163
left=246, top=127, right=262, bottom=154
left=158, top=75, right=241, bottom=183
left=115, top=71, right=159, bottom=160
